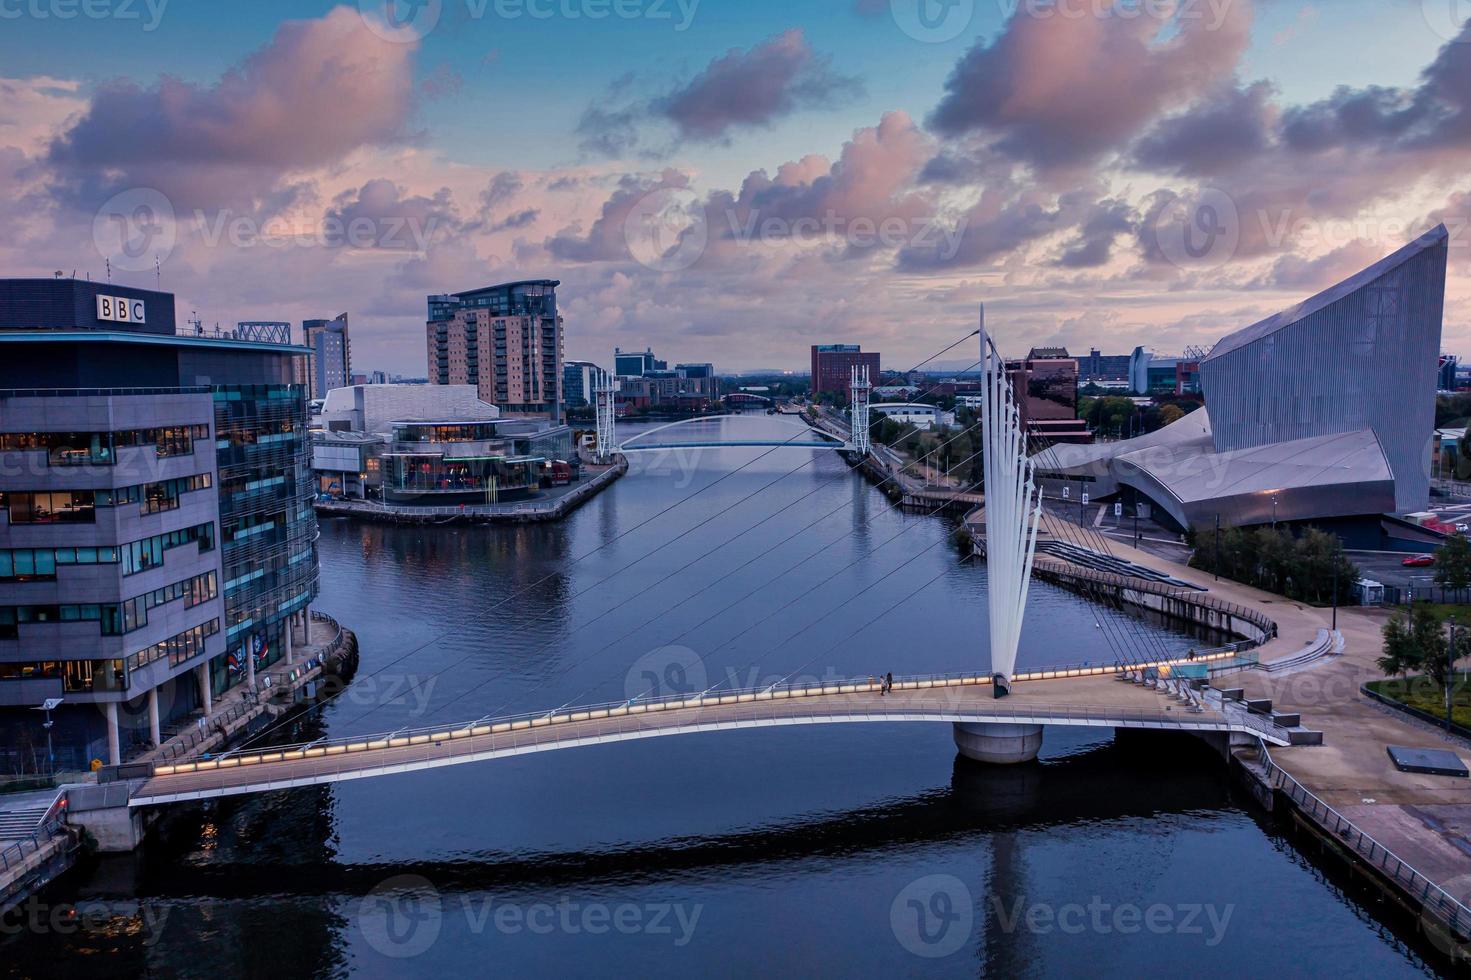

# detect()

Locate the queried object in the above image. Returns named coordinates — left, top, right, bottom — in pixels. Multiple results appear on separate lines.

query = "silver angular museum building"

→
left=1037, top=225, right=1449, bottom=538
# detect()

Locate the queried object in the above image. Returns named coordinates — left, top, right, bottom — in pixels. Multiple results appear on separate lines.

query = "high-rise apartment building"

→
left=810, top=345, right=881, bottom=397
left=302, top=313, right=351, bottom=400
left=0, top=279, right=318, bottom=769
left=427, top=281, right=563, bottom=422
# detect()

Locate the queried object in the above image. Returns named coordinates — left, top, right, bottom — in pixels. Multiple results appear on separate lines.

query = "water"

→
left=0, top=418, right=1443, bottom=976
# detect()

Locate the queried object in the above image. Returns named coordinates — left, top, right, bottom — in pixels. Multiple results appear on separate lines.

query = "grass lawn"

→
left=1366, top=672, right=1471, bottom=729
left=1397, top=602, right=1471, bottom=623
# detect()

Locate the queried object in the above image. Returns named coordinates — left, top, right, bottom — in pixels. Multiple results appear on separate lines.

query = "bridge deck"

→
left=131, top=672, right=1281, bottom=806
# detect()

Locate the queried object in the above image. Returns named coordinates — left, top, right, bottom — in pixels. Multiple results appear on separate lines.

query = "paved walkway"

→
left=135, top=615, right=346, bottom=768
left=1078, top=527, right=1471, bottom=908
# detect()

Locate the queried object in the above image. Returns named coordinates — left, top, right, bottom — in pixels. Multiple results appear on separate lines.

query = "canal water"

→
left=1, top=418, right=1444, bottom=976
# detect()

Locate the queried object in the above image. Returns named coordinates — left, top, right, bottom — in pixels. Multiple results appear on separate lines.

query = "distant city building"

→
left=870, top=403, right=948, bottom=430
left=617, top=375, right=718, bottom=412
left=615, top=347, right=666, bottom=377
left=675, top=362, right=715, bottom=379
left=427, top=280, right=564, bottom=422
left=563, top=360, right=601, bottom=409
left=1079, top=348, right=1131, bottom=383
left=368, top=370, right=389, bottom=385
left=0, top=279, right=317, bottom=768
left=1006, top=348, right=1079, bottom=425
left=1038, top=226, right=1450, bottom=539
left=302, top=313, right=351, bottom=401
left=811, top=344, right=881, bottom=397
left=1440, top=354, right=1460, bottom=391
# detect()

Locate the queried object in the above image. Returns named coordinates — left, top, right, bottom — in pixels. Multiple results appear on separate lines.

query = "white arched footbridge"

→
left=130, top=654, right=1297, bottom=807
left=615, top=414, right=853, bottom=453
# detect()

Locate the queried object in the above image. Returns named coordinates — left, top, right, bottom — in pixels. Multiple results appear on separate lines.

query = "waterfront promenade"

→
left=1062, top=522, right=1471, bottom=931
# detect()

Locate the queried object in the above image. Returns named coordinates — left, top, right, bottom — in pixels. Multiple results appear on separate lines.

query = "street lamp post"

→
left=1332, top=559, right=1339, bottom=631
left=1214, top=513, right=1221, bottom=582
left=31, top=698, right=61, bottom=776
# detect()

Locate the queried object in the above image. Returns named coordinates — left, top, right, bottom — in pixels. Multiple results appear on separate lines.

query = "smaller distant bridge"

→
left=616, top=415, right=853, bottom=453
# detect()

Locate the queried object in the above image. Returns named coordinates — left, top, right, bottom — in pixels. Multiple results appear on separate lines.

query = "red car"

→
left=1402, top=554, right=1436, bottom=568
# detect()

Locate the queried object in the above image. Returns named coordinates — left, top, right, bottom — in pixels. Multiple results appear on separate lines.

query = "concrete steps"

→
left=0, top=807, right=48, bottom=842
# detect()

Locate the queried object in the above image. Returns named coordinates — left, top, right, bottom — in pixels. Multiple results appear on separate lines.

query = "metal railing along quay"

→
left=151, top=613, right=352, bottom=765
left=150, top=650, right=1281, bottom=783
left=0, top=794, right=67, bottom=876
left=1031, top=558, right=1278, bottom=643
left=1259, top=742, right=1471, bottom=944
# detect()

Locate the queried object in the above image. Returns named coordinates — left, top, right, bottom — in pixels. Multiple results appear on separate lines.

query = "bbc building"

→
left=0, top=278, right=319, bottom=769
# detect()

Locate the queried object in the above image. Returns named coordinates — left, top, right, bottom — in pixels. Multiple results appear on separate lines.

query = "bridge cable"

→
left=421, top=443, right=995, bottom=727
left=241, top=339, right=987, bottom=745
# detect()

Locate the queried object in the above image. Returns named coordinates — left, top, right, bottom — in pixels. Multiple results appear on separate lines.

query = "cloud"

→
left=928, top=3, right=1250, bottom=170
left=322, top=179, right=459, bottom=250
left=1055, top=199, right=1137, bottom=269
left=658, top=29, right=861, bottom=142
left=546, top=169, right=693, bottom=262
left=578, top=30, right=861, bottom=156
left=1132, top=81, right=1276, bottom=177
left=46, top=6, right=417, bottom=211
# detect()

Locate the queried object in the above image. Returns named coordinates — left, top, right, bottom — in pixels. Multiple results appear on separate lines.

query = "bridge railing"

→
left=140, top=693, right=1289, bottom=796
left=151, top=648, right=1266, bottom=780
left=1259, top=741, right=1471, bottom=943
left=0, top=792, right=67, bottom=875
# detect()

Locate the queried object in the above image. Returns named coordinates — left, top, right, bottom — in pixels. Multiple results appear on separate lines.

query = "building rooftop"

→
left=0, top=329, right=310, bottom=354
left=1205, top=223, right=1450, bottom=364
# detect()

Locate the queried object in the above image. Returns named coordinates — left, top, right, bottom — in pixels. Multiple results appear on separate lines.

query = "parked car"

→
left=1402, top=554, right=1436, bottom=567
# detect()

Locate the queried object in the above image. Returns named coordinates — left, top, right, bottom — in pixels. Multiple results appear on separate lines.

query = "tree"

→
left=1435, top=533, right=1471, bottom=592
left=1158, top=404, right=1185, bottom=427
left=1377, top=606, right=1471, bottom=690
left=1458, top=422, right=1471, bottom=481
left=1378, top=608, right=1425, bottom=680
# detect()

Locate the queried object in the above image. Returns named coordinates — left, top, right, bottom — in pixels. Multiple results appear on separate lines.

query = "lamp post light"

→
left=31, top=698, right=62, bottom=776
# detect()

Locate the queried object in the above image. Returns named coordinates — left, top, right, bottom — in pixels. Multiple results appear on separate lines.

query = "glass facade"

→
left=213, top=384, right=319, bottom=694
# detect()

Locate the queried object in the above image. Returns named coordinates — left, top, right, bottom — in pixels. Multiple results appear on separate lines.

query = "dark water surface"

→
left=1, top=419, right=1442, bottom=976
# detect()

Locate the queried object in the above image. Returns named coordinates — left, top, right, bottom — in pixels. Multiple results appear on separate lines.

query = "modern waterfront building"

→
left=675, top=362, right=715, bottom=380
left=1035, top=226, right=1449, bottom=538
left=811, top=345, right=881, bottom=398
left=0, top=279, right=318, bottom=769
left=302, top=314, right=351, bottom=401
left=427, top=281, right=563, bottom=422
left=317, top=383, right=500, bottom=435
left=563, top=360, right=600, bottom=409
left=380, top=420, right=569, bottom=505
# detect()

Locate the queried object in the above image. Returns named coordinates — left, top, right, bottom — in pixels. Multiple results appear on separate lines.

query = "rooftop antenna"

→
left=155, top=255, right=161, bottom=289
left=105, top=258, right=111, bottom=282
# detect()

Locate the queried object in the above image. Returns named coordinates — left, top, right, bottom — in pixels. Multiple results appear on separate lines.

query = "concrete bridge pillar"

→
left=953, top=722, right=1043, bottom=765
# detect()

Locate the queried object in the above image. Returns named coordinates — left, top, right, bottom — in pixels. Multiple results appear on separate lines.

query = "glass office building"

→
left=0, top=279, right=318, bottom=768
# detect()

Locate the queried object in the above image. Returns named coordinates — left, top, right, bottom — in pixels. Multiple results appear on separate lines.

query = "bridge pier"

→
left=952, top=722, right=1044, bottom=765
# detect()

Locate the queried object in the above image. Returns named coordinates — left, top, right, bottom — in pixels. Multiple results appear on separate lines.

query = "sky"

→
left=2, top=0, right=1470, bottom=374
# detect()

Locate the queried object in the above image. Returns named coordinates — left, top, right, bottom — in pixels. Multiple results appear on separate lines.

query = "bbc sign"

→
left=96, top=294, right=146, bottom=325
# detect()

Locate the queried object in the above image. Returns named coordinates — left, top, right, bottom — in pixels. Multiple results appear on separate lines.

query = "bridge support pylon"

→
left=953, top=722, right=1044, bottom=765
left=850, top=364, right=872, bottom=456
left=594, top=369, right=619, bottom=462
